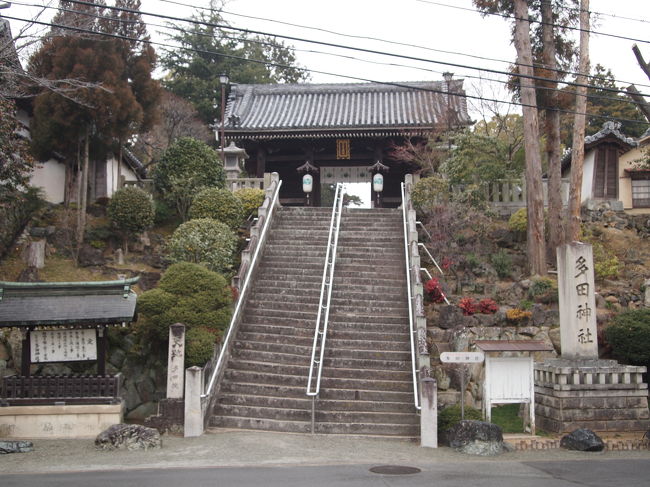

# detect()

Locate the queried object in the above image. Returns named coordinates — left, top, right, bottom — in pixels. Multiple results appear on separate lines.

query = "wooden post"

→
left=97, top=326, right=107, bottom=376
left=21, top=328, right=31, bottom=377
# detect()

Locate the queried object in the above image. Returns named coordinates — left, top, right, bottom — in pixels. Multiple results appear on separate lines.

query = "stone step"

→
left=218, top=393, right=413, bottom=413
left=327, top=312, right=408, bottom=325
left=260, top=255, right=327, bottom=266
left=239, top=323, right=409, bottom=343
left=232, top=348, right=311, bottom=366
left=255, top=268, right=323, bottom=279
left=263, top=247, right=328, bottom=258
left=245, top=299, right=319, bottom=313
left=213, top=404, right=418, bottom=426
left=228, top=360, right=412, bottom=381
left=237, top=332, right=314, bottom=348
left=324, top=347, right=411, bottom=362
left=224, top=369, right=413, bottom=392
left=220, top=381, right=414, bottom=403
left=241, top=318, right=407, bottom=334
left=326, top=337, right=410, bottom=352
left=334, top=270, right=408, bottom=281
left=233, top=339, right=312, bottom=356
left=330, top=290, right=407, bottom=302
left=248, top=291, right=321, bottom=303
left=328, top=297, right=408, bottom=309
left=242, top=308, right=318, bottom=322
left=326, top=303, right=409, bottom=316
left=208, top=416, right=418, bottom=437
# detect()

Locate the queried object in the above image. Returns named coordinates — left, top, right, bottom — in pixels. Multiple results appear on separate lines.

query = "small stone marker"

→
left=557, top=242, right=598, bottom=359
left=167, top=323, right=185, bottom=399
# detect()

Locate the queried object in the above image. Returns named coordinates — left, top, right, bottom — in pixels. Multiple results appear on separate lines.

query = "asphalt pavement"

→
left=1, top=429, right=650, bottom=486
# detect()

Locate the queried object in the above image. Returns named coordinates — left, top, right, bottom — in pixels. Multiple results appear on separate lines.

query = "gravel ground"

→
left=2, top=429, right=650, bottom=474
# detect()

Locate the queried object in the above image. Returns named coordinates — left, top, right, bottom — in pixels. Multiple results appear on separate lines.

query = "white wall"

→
left=106, top=155, right=139, bottom=197
left=30, top=159, right=66, bottom=204
left=581, top=150, right=596, bottom=204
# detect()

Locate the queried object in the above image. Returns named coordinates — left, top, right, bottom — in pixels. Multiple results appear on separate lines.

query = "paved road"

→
left=4, top=459, right=650, bottom=487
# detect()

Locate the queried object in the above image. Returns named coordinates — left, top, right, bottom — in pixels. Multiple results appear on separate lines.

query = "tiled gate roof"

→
left=224, top=80, right=471, bottom=139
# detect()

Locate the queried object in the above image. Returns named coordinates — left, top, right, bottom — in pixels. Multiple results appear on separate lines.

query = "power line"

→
left=54, top=0, right=650, bottom=99
left=4, top=12, right=648, bottom=128
left=416, top=0, right=650, bottom=45
left=541, top=0, right=650, bottom=26
left=14, top=0, right=646, bottom=109
left=156, top=0, right=650, bottom=91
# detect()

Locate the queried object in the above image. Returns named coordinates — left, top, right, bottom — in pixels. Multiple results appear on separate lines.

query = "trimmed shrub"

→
left=154, top=137, right=226, bottom=220
left=529, top=276, right=558, bottom=303
left=167, top=218, right=237, bottom=274
left=508, top=208, right=527, bottom=233
left=411, top=176, right=450, bottom=216
left=107, top=186, right=155, bottom=250
left=234, top=187, right=265, bottom=219
left=605, top=309, right=650, bottom=368
left=438, top=404, right=483, bottom=433
left=185, top=327, right=217, bottom=367
left=491, top=250, right=512, bottom=278
left=136, top=262, right=232, bottom=367
left=189, top=187, right=245, bottom=230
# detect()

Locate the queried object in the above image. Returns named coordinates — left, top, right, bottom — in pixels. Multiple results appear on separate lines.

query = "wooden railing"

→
left=0, top=373, right=122, bottom=405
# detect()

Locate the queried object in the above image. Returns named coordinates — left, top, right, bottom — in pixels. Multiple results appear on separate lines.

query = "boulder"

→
left=95, top=424, right=161, bottom=451
left=560, top=428, right=605, bottom=452
left=78, top=244, right=106, bottom=267
left=0, top=440, right=34, bottom=454
left=438, top=305, right=465, bottom=329
left=446, top=420, right=504, bottom=456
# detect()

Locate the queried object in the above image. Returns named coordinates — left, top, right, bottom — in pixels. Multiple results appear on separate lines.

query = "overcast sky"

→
left=4, top=0, right=650, bottom=118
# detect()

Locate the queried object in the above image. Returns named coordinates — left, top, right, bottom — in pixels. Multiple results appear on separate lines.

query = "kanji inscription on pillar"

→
left=557, top=242, right=598, bottom=359
left=30, top=329, right=97, bottom=362
left=167, top=323, right=186, bottom=399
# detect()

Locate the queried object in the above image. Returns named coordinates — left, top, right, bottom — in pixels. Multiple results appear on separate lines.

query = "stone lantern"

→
left=222, top=141, right=249, bottom=180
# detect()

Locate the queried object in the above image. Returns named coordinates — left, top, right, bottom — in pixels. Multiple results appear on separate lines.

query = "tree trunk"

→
left=513, top=0, right=546, bottom=276
left=626, top=84, right=650, bottom=122
left=541, top=0, right=564, bottom=260
left=566, top=0, right=590, bottom=242
left=77, top=131, right=90, bottom=248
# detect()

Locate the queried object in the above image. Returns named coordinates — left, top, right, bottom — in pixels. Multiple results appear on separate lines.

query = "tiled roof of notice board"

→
left=0, top=278, right=140, bottom=327
left=223, top=80, right=472, bottom=139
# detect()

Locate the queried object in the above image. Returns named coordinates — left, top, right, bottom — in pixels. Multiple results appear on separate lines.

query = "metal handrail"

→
left=307, top=183, right=344, bottom=400
left=202, top=179, right=283, bottom=399
left=417, top=244, right=450, bottom=305
left=401, top=182, right=420, bottom=411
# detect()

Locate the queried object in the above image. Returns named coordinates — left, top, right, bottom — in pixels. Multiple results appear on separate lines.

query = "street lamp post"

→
left=442, top=72, right=453, bottom=152
left=219, top=73, right=229, bottom=163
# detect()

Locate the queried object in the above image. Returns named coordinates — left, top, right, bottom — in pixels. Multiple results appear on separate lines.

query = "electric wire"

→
left=53, top=0, right=650, bottom=98
left=4, top=12, right=649, bottom=128
left=416, top=0, right=650, bottom=45
left=156, top=0, right=650, bottom=90
left=11, top=0, right=645, bottom=110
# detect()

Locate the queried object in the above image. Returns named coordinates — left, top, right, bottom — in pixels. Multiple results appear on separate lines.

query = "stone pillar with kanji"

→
left=557, top=242, right=598, bottom=359
left=166, top=323, right=185, bottom=399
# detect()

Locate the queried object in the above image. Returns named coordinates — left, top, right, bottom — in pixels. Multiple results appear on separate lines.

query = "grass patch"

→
left=490, top=403, right=524, bottom=433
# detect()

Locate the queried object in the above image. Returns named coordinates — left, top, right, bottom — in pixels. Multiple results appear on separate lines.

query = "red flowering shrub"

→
left=458, top=297, right=479, bottom=315
left=425, top=278, right=446, bottom=303
left=441, top=256, right=453, bottom=271
left=478, top=298, right=498, bottom=314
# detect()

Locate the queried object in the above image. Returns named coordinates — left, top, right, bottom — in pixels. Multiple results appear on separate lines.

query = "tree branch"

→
left=626, top=84, right=650, bottom=122
left=632, top=44, right=650, bottom=81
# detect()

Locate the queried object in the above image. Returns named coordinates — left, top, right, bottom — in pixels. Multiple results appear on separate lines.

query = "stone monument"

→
left=534, top=242, right=649, bottom=433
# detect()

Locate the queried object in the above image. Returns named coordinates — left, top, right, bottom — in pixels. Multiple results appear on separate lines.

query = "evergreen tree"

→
left=160, top=1, right=308, bottom=124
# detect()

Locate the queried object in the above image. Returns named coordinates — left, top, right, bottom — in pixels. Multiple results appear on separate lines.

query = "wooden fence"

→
left=0, top=373, right=122, bottom=405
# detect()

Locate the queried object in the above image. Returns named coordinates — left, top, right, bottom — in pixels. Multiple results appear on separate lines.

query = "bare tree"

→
left=131, top=90, right=213, bottom=167
left=513, top=0, right=546, bottom=276
left=565, top=0, right=590, bottom=242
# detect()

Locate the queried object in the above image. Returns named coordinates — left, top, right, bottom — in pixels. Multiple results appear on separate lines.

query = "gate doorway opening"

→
left=320, top=166, right=371, bottom=208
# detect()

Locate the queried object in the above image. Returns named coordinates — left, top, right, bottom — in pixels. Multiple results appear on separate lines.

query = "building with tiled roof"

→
left=223, top=79, right=472, bottom=206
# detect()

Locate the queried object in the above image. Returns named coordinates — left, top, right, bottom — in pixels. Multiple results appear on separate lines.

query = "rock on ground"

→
left=0, top=440, right=34, bottom=454
left=560, top=428, right=605, bottom=452
left=446, top=420, right=504, bottom=456
left=95, top=424, right=162, bottom=451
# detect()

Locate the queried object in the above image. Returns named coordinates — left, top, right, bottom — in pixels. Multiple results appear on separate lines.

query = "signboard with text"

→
left=30, top=329, right=97, bottom=363
left=440, top=351, right=485, bottom=363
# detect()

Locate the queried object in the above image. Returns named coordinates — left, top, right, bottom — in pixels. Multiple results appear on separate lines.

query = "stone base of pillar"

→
left=534, top=359, right=649, bottom=433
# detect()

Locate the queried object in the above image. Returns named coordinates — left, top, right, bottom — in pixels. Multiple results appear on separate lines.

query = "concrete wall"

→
left=0, top=403, right=123, bottom=439
left=106, top=155, right=139, bottom=198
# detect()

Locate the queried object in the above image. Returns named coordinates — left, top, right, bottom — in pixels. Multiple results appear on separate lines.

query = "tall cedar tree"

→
left=28, top=0, right=160, bottom=246
left=474, top=0, right=553, bottom=275
left=160, top=1, right=308, bottom=125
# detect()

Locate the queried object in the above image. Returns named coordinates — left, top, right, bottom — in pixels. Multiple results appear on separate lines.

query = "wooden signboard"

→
left=30, top=329, right=97, bottom=363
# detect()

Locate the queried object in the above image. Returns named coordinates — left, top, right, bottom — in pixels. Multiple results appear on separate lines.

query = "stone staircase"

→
left=210, top=207, right=418, bottom=437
